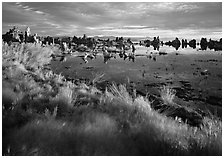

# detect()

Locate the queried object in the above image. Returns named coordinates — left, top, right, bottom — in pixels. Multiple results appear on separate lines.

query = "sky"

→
left=2, top=2, right=222, bottom=40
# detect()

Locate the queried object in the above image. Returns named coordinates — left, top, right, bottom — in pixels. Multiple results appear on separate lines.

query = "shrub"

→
left=160, top=85, right=176, bottom=105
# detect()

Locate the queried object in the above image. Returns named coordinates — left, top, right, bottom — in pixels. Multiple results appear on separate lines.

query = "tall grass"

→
left=91, top=72, right=105, bottom=85
left=3, top=43, right=53, bottom=69
left=2, top=43, right=222, bottom=156
left=160, top=85, right=176, bottom=105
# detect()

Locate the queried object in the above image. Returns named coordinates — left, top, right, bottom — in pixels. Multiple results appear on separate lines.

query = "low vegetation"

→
left=160, top=85, right=176, bottom=105
left=2, top=43, right=222, bottom=156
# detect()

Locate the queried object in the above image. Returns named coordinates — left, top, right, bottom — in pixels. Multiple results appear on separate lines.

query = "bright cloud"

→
left=2, top=2, right=222, bottom=39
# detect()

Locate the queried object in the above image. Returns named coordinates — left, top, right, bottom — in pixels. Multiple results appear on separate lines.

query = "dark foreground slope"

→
left=2, top=43, right=222, bottom=156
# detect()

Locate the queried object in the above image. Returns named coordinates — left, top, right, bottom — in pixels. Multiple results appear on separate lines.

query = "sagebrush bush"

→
left=160, top=85, right=176, bottom=105
left=3, top=43, right=53, bottom=69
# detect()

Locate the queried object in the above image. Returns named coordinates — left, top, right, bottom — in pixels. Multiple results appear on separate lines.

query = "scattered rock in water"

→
left=153, top=56, right=156, bottom=61
left=195, top=60, right=204, bottom=62
left=201, top=69, right=209, bottom=76
left=147, top=55, right=152, bottom=59
left=173, top=87, right=192, bottom=101
left=206, top=96, right=222, bottom=107
left=166, top=81, right=173, bottom=84
left=217, top=74, right=222, bottom=78
left=195, top=59, right=221, bottom=63
left=208, top=59, right=218, bottom=62
left=144, top=82, right=166, bottom=88
left=142, top=70, right=146, bottom=77
left=135, top=54, right=146, bottom=57
left=59, top=56, right=67, bottom=62
left=65, top=66, right=71, bottom=69
left=154, top=75, right=162, bottom=79
left=190, top=95, right=206, bottom=102
left=179, top=80, right=192, bottom=90
left=153, top=72, right=162, bottom=78
left=159, top=51, right=167, bottom=55
left=87, top=54, right=95, bottom=59
left=84, top=66, right=94, bottom=70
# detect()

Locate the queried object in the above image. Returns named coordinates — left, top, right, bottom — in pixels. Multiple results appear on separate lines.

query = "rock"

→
left=159, top=51, right=167, bottom=55
left=201, top=69, right=209, bottom=75
left=206, top=96, right=222, bottom=107
left=65, top=66, right=71, bottom=69
left=153, top=56, right=156, bottom=61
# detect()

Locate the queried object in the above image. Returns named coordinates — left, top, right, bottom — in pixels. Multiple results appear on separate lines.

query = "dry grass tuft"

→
left=160, top=85, right=176, bottom=105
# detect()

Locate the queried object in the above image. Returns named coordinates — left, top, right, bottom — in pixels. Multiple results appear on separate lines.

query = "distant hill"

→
left=92, top=36, right=116, bottom=40
left=49, top=35, right=215, bottom=43
left=91, top=36, right=148, bottom=42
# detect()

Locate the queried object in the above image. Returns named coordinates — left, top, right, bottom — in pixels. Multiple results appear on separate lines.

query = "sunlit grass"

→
left=160, top=85, right=176, bottom=105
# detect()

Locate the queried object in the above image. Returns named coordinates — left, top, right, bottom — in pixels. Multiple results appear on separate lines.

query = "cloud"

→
left=2, top=2, right=222, bottom=38
left=150, top=2, right=199, bottom=13
left=35, top=10, right=45, bottom=14
left=22, top=6, right=29, bottom=9
left=16, top=2, right=47, bottom=15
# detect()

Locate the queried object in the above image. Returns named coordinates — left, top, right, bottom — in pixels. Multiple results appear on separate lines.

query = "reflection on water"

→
left=104, top=52, right=136, bottom=63
left=143, top=37, right=222, bottom=51
left=81, top=42, right=221, bottom=66
left=51, top=47, right=221, bottom=102
left=51, top=38, right=222, bottom=84
left=70, top=41, right=222, bottom=69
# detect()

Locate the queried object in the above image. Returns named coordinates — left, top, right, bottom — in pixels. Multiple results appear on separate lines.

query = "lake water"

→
left=51, top=45, right=222, bottom=116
